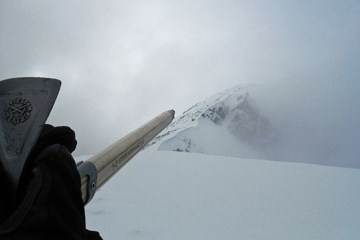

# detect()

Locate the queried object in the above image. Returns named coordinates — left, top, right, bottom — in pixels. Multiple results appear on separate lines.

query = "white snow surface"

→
left=81, top=84, right=360, bottom=239
left=81, top=149, right=360, bottom=240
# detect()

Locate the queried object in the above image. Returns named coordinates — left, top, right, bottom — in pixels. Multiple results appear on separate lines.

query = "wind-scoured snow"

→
left=84, top=149, right=360, bottom=240
left=148, top=86, right=250, bottom=147
left=150, top=86, right=275, bottom=160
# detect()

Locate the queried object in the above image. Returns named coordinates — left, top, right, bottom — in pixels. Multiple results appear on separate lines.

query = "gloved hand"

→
left=0, top=124, right=102, bottom=240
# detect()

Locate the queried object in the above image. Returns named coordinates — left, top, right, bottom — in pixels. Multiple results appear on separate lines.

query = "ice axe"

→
left=0, top=77, right=61, bottom=199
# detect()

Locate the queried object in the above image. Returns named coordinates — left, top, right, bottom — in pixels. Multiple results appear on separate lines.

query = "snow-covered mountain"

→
left=148, top=86, right=276, bottom=160
left=85, top=84, right=360, bottom=240
left=147, top=85, right=360, bottom=169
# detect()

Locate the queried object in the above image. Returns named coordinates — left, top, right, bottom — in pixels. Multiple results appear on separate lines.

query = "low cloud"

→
left=0, top=0, right=359, bottom=155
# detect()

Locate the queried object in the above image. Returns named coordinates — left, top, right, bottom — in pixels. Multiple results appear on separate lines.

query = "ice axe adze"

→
left=0, top=77, right=61, bottom=200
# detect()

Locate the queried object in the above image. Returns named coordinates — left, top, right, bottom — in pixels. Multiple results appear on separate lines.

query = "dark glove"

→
left=30, top=124, right=78, bottom=157
left=0, top=125, right=102, bottom=240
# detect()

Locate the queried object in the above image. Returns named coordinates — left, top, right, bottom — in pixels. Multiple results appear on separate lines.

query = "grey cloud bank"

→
left=0, top=0, right=359, bottom=155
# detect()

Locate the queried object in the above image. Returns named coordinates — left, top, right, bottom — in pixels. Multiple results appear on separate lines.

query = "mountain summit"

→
left=149, top=84, right=360, bottom=169
left=149, top=86, right=276, bottom=160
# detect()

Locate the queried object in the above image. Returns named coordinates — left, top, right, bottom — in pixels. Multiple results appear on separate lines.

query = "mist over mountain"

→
left=86, top=82, right=360, bottom=240
left=150, top=82, right=360, bottom=169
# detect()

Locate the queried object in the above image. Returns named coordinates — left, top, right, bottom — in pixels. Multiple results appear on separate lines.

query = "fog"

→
left=0, top=0, right=359, bottom=156
left=249, top=78, right=360, bottom=168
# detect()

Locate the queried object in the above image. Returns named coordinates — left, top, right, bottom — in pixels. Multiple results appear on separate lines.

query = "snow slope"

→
left=84, top=84, right=360, bottom=239
left=84, top=149, right=360, bottom=240
left=149, top=86, right=275, bottom=160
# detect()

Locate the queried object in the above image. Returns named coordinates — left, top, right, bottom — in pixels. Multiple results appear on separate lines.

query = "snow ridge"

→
left=148, top=86, right=276, bottom=158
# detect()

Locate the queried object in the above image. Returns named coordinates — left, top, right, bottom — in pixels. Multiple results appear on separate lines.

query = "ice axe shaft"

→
left=78, top=110, right=175, bottom=204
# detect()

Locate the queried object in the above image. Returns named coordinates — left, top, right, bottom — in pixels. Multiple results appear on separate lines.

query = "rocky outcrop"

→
left=201, top=92, right=275, bottom=146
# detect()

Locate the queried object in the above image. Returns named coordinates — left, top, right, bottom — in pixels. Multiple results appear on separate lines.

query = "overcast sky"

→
left=1, top=0, right=359, bottom=155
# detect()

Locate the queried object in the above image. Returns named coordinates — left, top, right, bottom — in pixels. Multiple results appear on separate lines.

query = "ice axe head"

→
left=0, top=77, right=61, bottom=197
